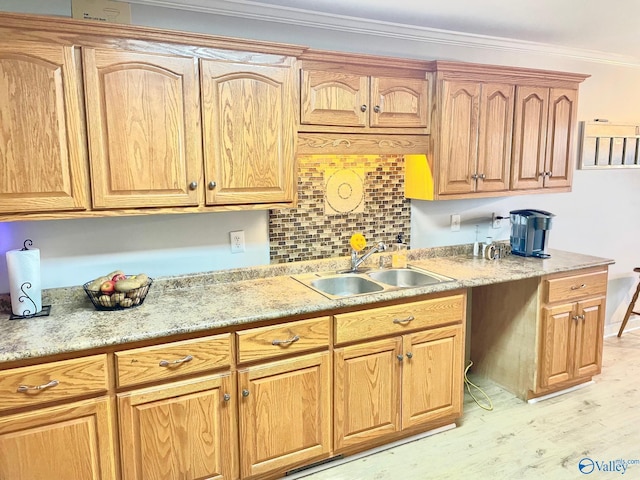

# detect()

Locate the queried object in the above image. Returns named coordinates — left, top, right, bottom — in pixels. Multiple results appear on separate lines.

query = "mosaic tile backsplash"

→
left=269, top=154, right=410, bottom=263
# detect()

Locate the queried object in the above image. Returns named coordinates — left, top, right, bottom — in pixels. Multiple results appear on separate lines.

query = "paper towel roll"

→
left=6, top=247, right=42, bottom=316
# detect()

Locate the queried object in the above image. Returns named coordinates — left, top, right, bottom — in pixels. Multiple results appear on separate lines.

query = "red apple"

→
left=100, top=280, right=116, bottom=295
left=112, top=273, right=127, bottom=282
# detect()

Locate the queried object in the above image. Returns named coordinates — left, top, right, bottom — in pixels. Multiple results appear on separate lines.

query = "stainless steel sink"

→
left=292, top=265, right=453, bottom=299
left=310, top=275, right=384, bottom=297
left=368, top=268, right=449, bottom=287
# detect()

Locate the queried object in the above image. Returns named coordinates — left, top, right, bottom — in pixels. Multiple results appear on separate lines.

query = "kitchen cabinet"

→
left=407, top=61, right=587, bottom=201
left=201, top=59, right=296, bottom=205
left=83, top=47, right=203, bottom=209
left=236, top=318, right=331, bottom=478
left=300, top=65, right=430, bottom=132
left=539, top=271, right=606, bottom=390
left=115, top=334, right=236, bottom=480
left=333, top=294, right=465, bottom=453
left=0, top=355, right=115, bottom=480
left=118, top=374, right=238, bottom=480
left=471, top=266, right=607, bottom=400
left=0, top=42, right=89, bottom=214
left=0, top=397, right=117, bottom=480
left=437, top=80, right=513, bottom=195
left=511, top=87, right=578, bottom=190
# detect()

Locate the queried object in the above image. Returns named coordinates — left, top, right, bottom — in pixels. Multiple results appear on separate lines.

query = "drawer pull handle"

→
left=17, top=379, right=59, bottom=393
left=159, top=355, right=193, bottom=367
left=393, top=315, right=415, bottom=324
left=272, top=335, right=300, bottom=346
left=570, top=284, right=587, bottom=290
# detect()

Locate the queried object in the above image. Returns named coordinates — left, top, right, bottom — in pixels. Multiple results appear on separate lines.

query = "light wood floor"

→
left=300, top=330, right=640, bottom=479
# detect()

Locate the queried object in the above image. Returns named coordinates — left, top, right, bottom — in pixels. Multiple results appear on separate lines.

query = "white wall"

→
left=1, top=0, right=638, bottom=328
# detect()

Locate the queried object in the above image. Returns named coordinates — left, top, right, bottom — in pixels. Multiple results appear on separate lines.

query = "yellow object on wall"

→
left=404, top=154, right=434, bottom=200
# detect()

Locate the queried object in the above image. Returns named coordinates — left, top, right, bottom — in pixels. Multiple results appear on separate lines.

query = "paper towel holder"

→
left=8, top=238, right=52, bottom=321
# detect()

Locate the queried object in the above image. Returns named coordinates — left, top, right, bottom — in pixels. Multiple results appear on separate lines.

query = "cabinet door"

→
left=539, top=302, right=575, bottom=388
left=334, top=337, right=402, bottom=452
left=511, top=86, right=548, bottom=190
left=0, top=397, right=116, bottom=480
left=544, top=88, right=578, bottom=189
left=83, top=48, right=202, bottom=209
left=574, top=297, right=605, bottom=379
left=402, top=324, right=463, bottom=430
left=238, top=352, right=330, bottom=478
left=118, top=374, right=237, bottom=480
left=477, top=83, right=514, bottom=192
left=370, top=76, right=429, bottom=128
left=438, top=81, right=480, bottom=195
left=301, top=70, right=368, bottom=127
left=201, top=61, right=295, bottom=205
left=0, top=43, right=88, bottom=214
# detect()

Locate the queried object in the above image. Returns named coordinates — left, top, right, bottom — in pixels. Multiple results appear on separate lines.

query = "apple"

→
left=112, top=273, right=127, bottom=282
left=100, top=280, right=116, bottom=295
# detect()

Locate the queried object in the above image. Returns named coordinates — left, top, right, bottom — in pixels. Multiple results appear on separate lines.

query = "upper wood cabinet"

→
left=408, top=61, right=588, bottom=201
left=301, top=71, right=429, bottom=130
left=511, top=87, right=578, bottom=190
left=0, top=43, right=88, bottom=214
left=437, top=80, right=514, bottom=195
left=83, top=47, right=203, bottom=209
left=201, top=60, right=296, bottom=205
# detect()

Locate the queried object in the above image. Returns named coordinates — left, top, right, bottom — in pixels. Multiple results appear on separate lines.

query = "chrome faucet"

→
left=350, top=241, right=387, bottom=272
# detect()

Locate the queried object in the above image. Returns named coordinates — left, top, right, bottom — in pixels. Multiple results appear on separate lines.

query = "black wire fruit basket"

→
left=83, top=276, right=153, bottom=311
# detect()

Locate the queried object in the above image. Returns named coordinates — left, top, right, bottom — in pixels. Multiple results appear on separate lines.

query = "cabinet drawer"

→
left=0, top=355, right=108, bottom=411
left=335, top=294, right=465, bottom=345
left=237, top=317, right=330, bottom=363
left=115, top=334, right=231, bottom=387
left=545, top=269, right=608, bottom=303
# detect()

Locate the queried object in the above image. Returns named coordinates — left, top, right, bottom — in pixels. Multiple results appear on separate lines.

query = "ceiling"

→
left=129, top=0, right=639, bottom=64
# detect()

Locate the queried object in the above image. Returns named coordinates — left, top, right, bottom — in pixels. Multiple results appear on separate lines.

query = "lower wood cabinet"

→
left=471, top=266, right=607, bottom=400
left=237, top=351, right=331, bottom=479
left=117, top=373, right=238, bottom=480
left=334, top=324, right=463, bottom=453
left=539, top=294, right=605, bottom=389
left=0, top=396, right=117, bottom=480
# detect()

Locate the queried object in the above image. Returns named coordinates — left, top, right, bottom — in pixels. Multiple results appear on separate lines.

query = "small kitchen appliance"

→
left=509, top=209, right=555, bottom=258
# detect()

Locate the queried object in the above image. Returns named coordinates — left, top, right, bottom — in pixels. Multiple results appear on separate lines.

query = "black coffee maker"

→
left=509, top=209, right=555, bottom=258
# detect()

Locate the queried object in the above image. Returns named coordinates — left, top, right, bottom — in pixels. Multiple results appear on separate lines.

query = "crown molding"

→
left=127, top=0, right=640, bottom=68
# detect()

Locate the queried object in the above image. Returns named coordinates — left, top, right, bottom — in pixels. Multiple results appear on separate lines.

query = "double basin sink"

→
left=292, top=265, right=454, bottom=299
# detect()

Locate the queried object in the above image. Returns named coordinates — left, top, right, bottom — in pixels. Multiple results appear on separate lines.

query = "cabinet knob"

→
left=397, top=354, right=404, bottom=362
left=373, top=105, right=381, bottom=113
left=406, top=352, right=413, bottom=359
left=572, top=315, right=580, bottom=322
left=208, top=181, right=217, bottom=190
left=538, top=172, right=545, bottom=178
left=478, top=173, right=486, bottom=179
left=547, top=171, right=553, bottom=177
left=242, top=389, right=250, bottom=397
left=471, top=173, right=479, bottom=180
left=188, top=181, right=198, bottom=190
left=360, top=104, right=367, bottom=112
left=223, top=393, right=231, bottom=402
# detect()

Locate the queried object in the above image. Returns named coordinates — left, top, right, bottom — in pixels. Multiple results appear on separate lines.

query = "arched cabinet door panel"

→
left=0, top=44, right=88, bottom=214
left=83, top=48, right=202, bottom=209
left=201, top=60, right=296, bottom=205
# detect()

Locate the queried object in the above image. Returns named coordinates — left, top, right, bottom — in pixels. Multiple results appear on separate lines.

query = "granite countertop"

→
left=0, top=246, right=614, bottom=364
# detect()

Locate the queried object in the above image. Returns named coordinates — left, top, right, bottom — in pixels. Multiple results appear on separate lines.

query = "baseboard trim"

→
left=527, top=380, right=595, bottom=404
left=285, top=423, right=457, bottom=479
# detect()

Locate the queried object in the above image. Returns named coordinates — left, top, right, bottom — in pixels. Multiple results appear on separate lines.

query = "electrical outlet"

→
left=492, top=213, right=502, bottom=229
left=450, top=214, right=461, bottom=232
left=230, top=230, right=245, bottom=253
